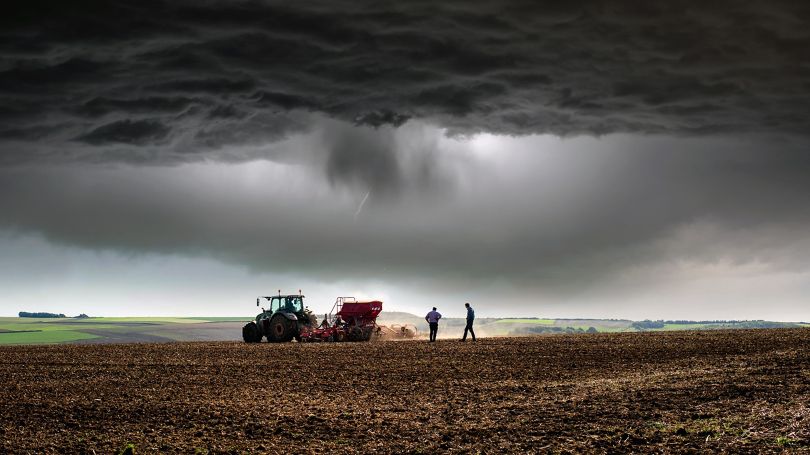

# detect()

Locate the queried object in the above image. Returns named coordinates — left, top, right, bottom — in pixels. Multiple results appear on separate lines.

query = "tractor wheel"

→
left=242, top=322, right=261, bottom=343
left=335, top=331, right=346, bottom=342
left=268, top=315, right=294, bottom=342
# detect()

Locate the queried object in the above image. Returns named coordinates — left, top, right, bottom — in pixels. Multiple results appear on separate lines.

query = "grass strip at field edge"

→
left=0, top=330, right=100, bottom=345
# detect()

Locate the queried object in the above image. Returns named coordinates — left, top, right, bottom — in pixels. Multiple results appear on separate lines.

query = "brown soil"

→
left=1, top=329, right=808, bottom=453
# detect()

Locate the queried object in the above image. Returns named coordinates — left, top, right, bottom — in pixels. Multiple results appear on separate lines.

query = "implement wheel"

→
left=349, top=326, right=363, bottom=341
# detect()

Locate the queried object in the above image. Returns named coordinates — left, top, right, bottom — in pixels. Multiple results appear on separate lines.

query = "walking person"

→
left=461, top=302, right=476, bottom=341
left=425, top=307, right=442, bottom=342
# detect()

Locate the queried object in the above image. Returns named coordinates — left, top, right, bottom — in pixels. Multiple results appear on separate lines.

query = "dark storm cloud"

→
left=1, top=0, right=810, bottom=317
left=1, top=133, right=808, bottom=293
left=324, top=126, right=402, bottom=195
left=149, top=78, right=257, bottom=94
left=315, top=120, right=448, bottom=196
left=75, top=97, right=199, bottom=118
left=1, top=0, right=809, bottom=165
left=76, top=119, right=171, bottom=145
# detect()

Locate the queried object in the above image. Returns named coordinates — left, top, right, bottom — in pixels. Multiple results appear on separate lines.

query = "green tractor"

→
left=242, top=293, right=317, bottom=343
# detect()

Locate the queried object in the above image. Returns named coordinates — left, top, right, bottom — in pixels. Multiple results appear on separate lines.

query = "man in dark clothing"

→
left=461, top=302, right=476, bottom=341
left=425, top=307, right=441, bottom=342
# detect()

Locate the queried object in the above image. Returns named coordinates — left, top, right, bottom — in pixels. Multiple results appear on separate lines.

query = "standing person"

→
left=425, top=307, right=442, bottom=342
left=461, top=302, right=476, bottom=341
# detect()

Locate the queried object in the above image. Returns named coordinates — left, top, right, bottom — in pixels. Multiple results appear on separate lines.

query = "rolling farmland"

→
left=1, top=329, right=808, bottom=453
left=1, top=316, right=807, bottom=345
left=0, top=317, right=245, bottom=345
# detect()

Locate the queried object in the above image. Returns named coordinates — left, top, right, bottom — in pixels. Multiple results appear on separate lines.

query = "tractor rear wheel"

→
left=242, top=322, right=261, bottom=343
left=268, top=314, right=294, bottom=342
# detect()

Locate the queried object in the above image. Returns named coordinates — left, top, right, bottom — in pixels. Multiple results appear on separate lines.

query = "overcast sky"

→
left=1, top=1, right=809, bottom=319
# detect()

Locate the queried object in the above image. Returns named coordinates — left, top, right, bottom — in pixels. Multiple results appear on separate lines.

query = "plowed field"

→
left=1, top=329, right=808, bottom=453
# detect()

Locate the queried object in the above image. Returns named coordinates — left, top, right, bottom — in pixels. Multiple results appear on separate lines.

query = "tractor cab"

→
left=260, top=295, right=304, bottom=315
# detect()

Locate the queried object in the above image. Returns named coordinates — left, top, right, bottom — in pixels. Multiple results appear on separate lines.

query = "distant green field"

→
left=660, top=323, right=715, bottom=331
left=0, top=317, right=210, bottom=345
left=495, top=319, right=555, bottom=325
left=0, top=318, right=104, bottom=344
left=0, top=330, right=99, bottom=344
left=486, top=318, right=807, bottom=334
left=58, top=317, right=208, bottom=324
left=185, top=317, right=252, bottom=322
left=0, top=323, right=121, bottom=331
left=491, top=319, right=632, bottom=333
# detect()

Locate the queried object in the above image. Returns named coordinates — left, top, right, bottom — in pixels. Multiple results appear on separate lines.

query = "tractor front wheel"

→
left=242, top=322, right=261, bottom=343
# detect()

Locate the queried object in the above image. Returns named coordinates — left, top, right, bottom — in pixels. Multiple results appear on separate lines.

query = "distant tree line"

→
left=662, top=319, right=766, bottom=324
left=721, top=321, right=797, bottom=329
left=631, top=319, right=798, bottom=330
left=18, top=312, right=66, bottom=318
left=631, top=320, right=666, bottom=329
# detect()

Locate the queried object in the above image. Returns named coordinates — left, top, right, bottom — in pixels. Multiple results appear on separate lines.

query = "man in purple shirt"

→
left=425, top=307, right=442, bottom=342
